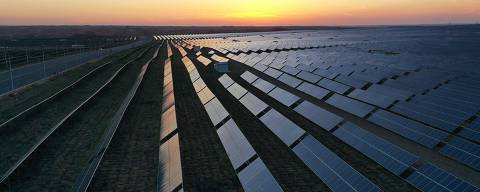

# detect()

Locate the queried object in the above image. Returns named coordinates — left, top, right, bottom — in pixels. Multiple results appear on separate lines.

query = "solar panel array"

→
left=207, top=43, right=479, bottom=188
left=333, top=122, right=418, bottom=175
left=206, top=47, right=478, bottom=191
left=206, top=39, right=480, bottom=171
left=407, top=164, right=480, bottom=192
left=3, top=28, right=479, bottom=191
left=221, top=74, right=382, bottom=192
left=161, top=29, right=480, bottom=191
left=238, top=71, right=423, bottom=177
left=158, top=58, right=183, bottom=192
left=181, top=56, right=283, bottom=192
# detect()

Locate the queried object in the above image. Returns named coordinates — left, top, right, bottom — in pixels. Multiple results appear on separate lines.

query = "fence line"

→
left=0, top=37, right=150, bottom=95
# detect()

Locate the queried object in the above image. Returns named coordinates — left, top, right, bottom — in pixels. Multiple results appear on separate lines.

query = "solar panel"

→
left=228, top=83, right=248, bottom=99
left=296, top=82, right=330, bottom=100
left=219, top=74, right=235, bottom=88
left=427, top=91, right=480, bottom=109
left=245, top=54, right=261, bottom=66
left=164, top=73, right=173, bottom=86
left=367, top=84, right=413, bottom=101
left=204, top=98, right=229, bottom=126
left=313, top=68, right=340, bottom=79
left=198, top=87, right=215, bottom=105
left=158, top=134, right=183, bottom=192
left=391, top=101, right=461, bottom=132
left=238, top=158, right=284, bottom=192
left=335, top=75, right=369, bottom=89
left=297, top=71, right=322, bottom=83
left=296, top=64, right=316, bottom=72
left=348, top=89, right=396, bottom=108
left=330, top=65, right=356, bottom=76
left=470, top=119, right=480, bottom=129
left=413, top=95, right=478, bottom=115
left=163, top=81, right=174, bottom=96
left=326, top=94, right=375, bottom=118
left=162, top=92, right=175, bottom=112
left=294, top=101, right=343, bottom=131
left=444, top=80, right=480, bottom=93
left=241, top=71, right=259, bottom=83
left=458, top=128, right=480, bottom=142
left=260, top=109, right=305, bottom=146
left=260, top=59, right=284, bottom=69
left=189, top=69, right=201, bottom=82
left=281, top=65, right=301, bottom=76
left=253, top=63, right=269, bottom=72
left=407, top=164, right=480, bottom=192
left=211, top=54, right=228, bottom=63
left=268, top=87, right=300, bottom=107
left=164, top=62, right=173, bottom=75
left=240, top=93, right=269, bottom=116
left=293, top=135, right=381, bottom=192
left=317, top=78, right=351, bottom=94
left=459, top=123, right=480, bottom=143
left=184, top=62, right=195, bottom=73
left=217, top=119, right=256, bottom=169
left=182, top=57, right=194, bottom=67
left=277, top=73, right=302, bottom=88
left=264, top=68, right=283, bottom=79
left=197, top=55, right=212, bottom=66
left=406, top=100, right=471, bottom=120
left=368, top=110, right=448, bottom=148
left=432, top=89, right=480, bottom=104
left=252, top=79, right=276, bottom=93
left=383, top=75, right=433, bottom=94
left=193, top=79, right=207, bottom=93
left=161, top=106, right=178, bottom=141
left=440, top=137, right=480, bottom=171
left=350, top=72, right=385, bottom=84
left=334, top=122, right=418, bottom=175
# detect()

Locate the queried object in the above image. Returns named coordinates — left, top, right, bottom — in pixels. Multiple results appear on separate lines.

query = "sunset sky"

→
left=1, top=0, right=479, bottom=26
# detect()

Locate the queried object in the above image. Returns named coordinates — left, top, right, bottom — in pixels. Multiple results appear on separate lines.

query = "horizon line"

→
left=1, top=23, right=479, bottom=27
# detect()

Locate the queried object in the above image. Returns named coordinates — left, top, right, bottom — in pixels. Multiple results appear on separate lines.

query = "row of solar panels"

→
left=174, top=41, right=230, bottom=65
left=233, top=49, right=405, bottom=77
left=231, top=48, right=479, bottom=150
left=233, top=69, right=480, bottom=192
left=237, top=72, right=416, bottom=174
left=225, top=48, right=480, bottom=172
left=181, top=56, right=283, bottom=191
left=232, top=50, right=479, bottom=124
left=153, top=33, right=246, bottom=41
left=390, top=78, right=480, bottom=135
left=227, top=49, right=410, bottom=86
left=188, top=39, right=340, bottom=55
left=220, top=73, right=383, bottom=192
left=216, top=41, right=325, bottom=53
left=157, top=58, right=183, bottom=192
left=229, top=48, right=479, bottom=127
left=171, top=39, right=480, bottom=190
left=178, top=30, right=480, bottom=184
left=152, top=30, right=292, bottom=41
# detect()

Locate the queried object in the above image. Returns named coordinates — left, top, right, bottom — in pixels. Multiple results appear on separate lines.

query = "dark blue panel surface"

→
left=334, top=122, right=418, bottom=175
left=296, top=82, right=331, bottom=100
left=293, top=135, right=381, bottom=192
left=326, top=94, right=375, bottom=118
left=294, top=101, right=343, bottom=131
left=238, top=158, right=284, bottom=192
left=407, top=164, right=480, bottom=192
left=368, top=110, right=448, bottom=148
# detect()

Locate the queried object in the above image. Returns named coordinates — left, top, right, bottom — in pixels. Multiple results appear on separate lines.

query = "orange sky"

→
left=1, top=0, right=479, bottom=26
